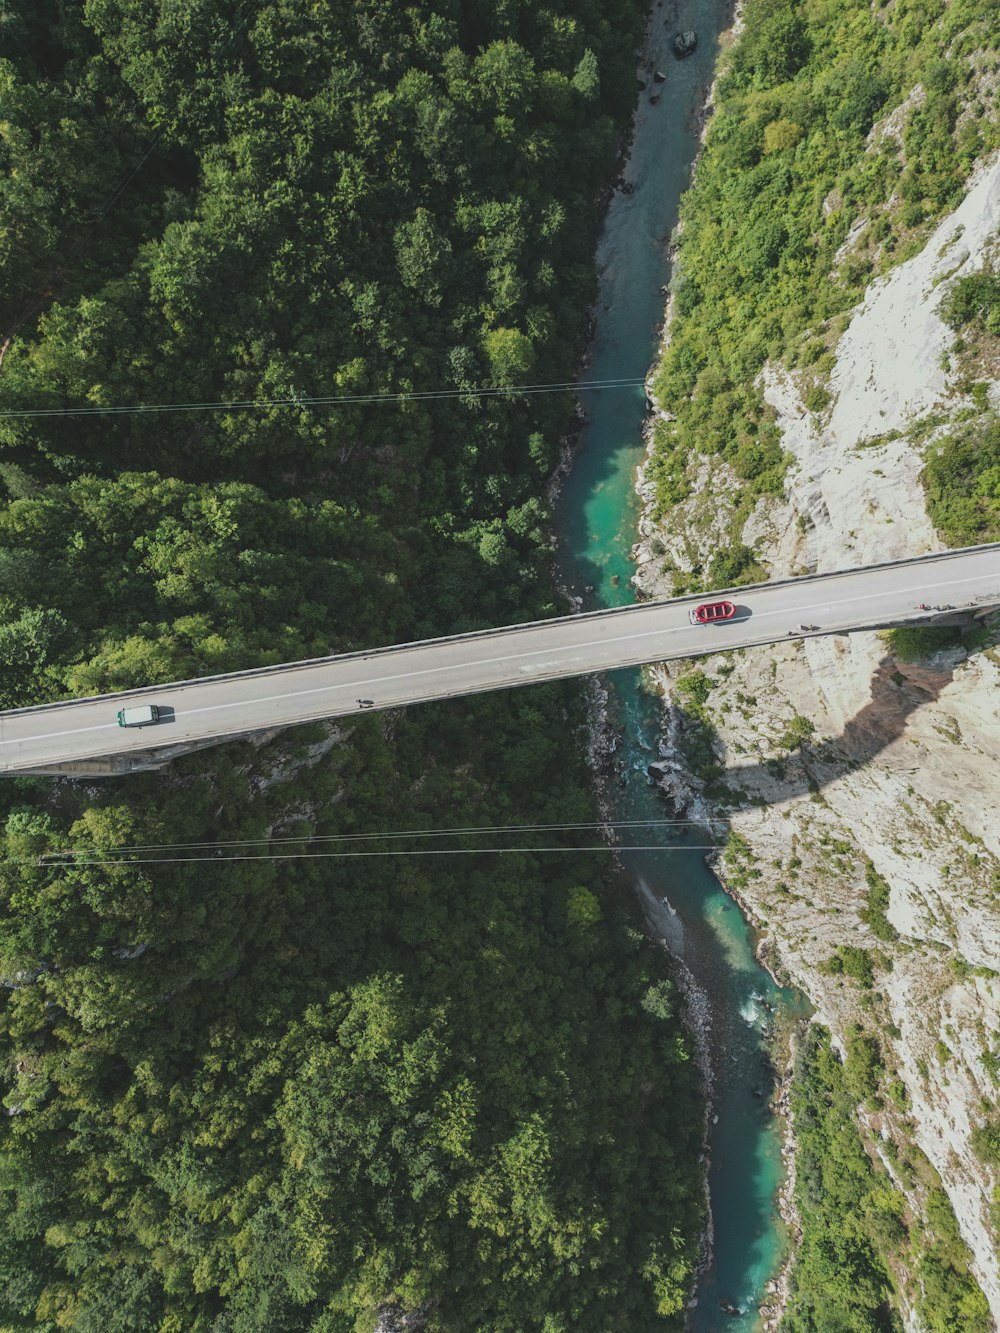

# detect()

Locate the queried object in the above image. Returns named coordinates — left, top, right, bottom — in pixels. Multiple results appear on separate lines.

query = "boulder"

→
left=672, top=30, right=697, bottom=58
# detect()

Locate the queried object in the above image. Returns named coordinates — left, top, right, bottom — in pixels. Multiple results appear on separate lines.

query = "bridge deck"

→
left=2, top=543, right=999, bottom=775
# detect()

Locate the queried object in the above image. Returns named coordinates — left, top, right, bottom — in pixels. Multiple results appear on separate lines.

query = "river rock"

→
left=672, top=30, right=698, bottom=58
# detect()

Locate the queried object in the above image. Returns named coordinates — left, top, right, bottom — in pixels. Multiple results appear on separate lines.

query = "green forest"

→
left=0, top=3, right=707, bottom=1330
left=647, top=0, right=1000, bottom=568
left=781, top=1026, right=991, bottom=1333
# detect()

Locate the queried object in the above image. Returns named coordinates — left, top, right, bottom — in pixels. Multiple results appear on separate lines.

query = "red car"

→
left=689, top=600, right=736, bottom=625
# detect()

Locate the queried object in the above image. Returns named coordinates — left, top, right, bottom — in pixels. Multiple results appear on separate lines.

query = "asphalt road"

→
left=2, top=544, right=999, bottom=774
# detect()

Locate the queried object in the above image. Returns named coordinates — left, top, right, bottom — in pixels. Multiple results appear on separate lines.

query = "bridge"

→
left=2, top=543, right=998, bottom=777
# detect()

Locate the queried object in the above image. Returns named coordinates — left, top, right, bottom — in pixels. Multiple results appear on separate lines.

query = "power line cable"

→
left=41, top=816, right=727, bottom=860
left=44, top=844, right=721, bottom=868
left=0, top=378, right=646, bottom=422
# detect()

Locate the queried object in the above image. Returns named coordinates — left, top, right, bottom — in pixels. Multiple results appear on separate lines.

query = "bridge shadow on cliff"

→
left=654, top=629, right=993, bottom=818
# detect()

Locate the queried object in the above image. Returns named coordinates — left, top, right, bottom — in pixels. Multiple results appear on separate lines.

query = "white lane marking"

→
left=518, top=660, right=569, bottom=674
left=6, top=566, right=999, bottom=750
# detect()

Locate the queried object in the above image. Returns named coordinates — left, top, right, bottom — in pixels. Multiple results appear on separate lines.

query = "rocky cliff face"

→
left=635, top=151, right=1000, bottom=1321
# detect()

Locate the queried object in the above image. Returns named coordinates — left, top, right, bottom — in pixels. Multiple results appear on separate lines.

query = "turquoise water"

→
left=555, top=5, right=810, bottom=1327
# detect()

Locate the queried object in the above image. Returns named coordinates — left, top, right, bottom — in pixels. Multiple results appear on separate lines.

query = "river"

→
left=554, top=4, right=811, bottom=1327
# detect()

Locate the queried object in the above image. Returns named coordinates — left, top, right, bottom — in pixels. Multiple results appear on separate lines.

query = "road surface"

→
left=2, top=543, right=999, bottom=775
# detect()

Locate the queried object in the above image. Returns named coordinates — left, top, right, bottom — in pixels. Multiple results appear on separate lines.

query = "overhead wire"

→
left=40, top=816, right=727, bottom=861
left=88, top=134, right=169, bottom=226
left=48, top=824, right=724, bottom=857
left=0, top=378, right=647, bottom=421
left=43, top=844, right=723, bottom=868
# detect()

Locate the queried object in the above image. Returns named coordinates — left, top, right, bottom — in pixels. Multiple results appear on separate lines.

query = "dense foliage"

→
left=782, top=1025, right=992, bottom=1333
left=0, top=710, right=706, bottom=1332
left=646, top=0, right=1000, bottom=567
left=0, top=2, right=708, bottom=1329
left=922, top=416, right=1000, bottom=546
left=940, top=270, right=1000, bottom=338
left=782, top=1025, right=901, bottom=1332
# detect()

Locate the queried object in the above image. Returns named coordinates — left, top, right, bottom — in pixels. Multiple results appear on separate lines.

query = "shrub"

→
left=707, top=542, right=762, bottom=588
left=675, top=669, right=714, bottom=711
left=971, top=1115, right=1000, bottom=1167
left=762, top=117, right=803, bottom=154
left=779, top=714, right=814, bottom=751
left=803, top=383, right=830, bottom=413
left=844, top=1027, right=884, bottom=1102
left=822, top=946, right=875, bottom=989
left=922, top=418, right=1000, bottom=546
left=861, top=860, right=898, bottom=941
left=939, top=272, right=1000, bottom=335
left=884, top=624, right=964, bottom=662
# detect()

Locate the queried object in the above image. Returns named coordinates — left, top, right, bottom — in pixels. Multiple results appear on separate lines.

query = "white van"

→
left=117, top=704, right=161, bottom=728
